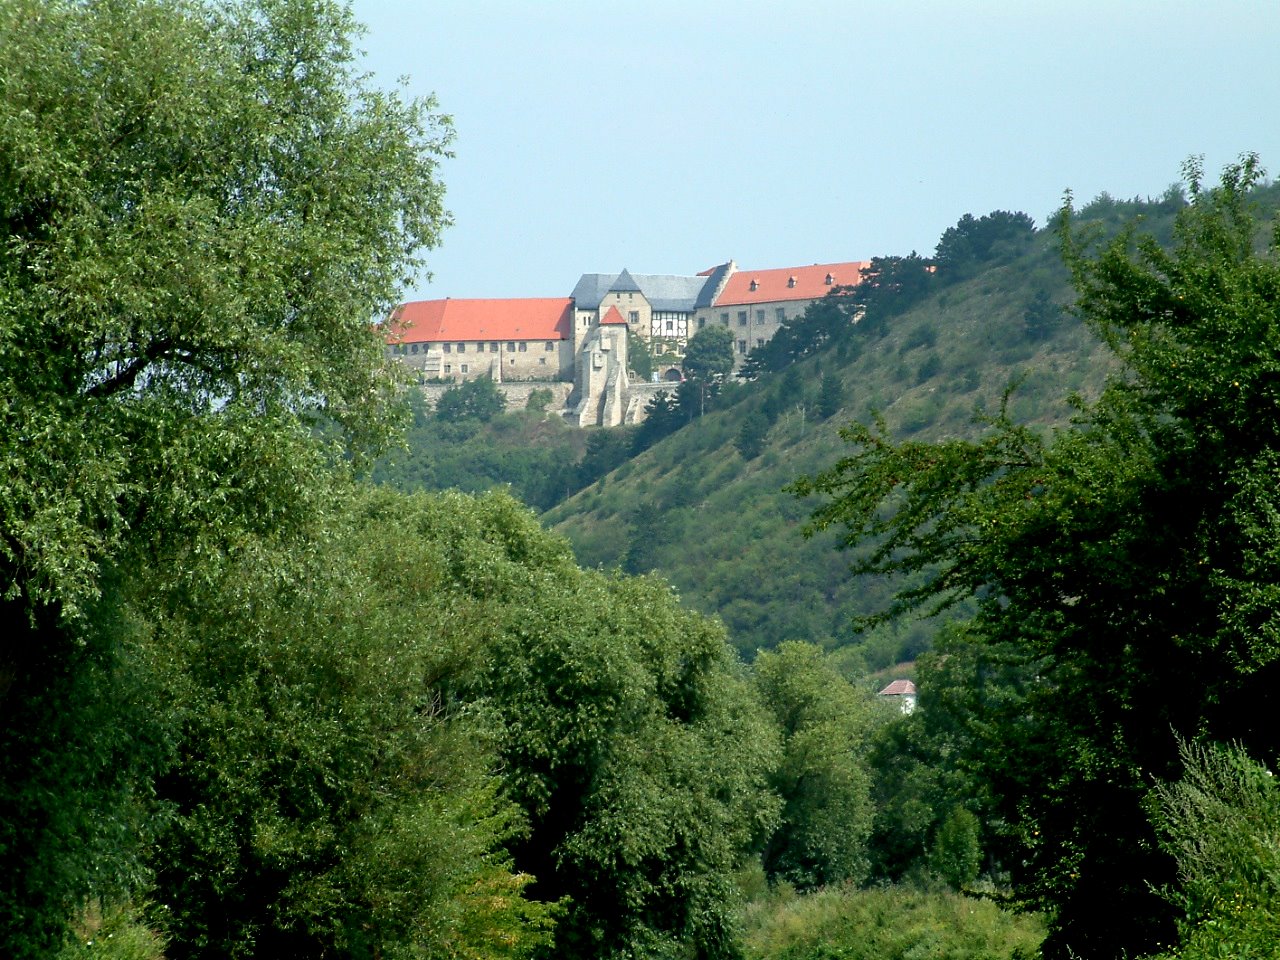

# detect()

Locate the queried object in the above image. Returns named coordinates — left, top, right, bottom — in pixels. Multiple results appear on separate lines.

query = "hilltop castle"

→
left=384, top=258, right=867, bottom=426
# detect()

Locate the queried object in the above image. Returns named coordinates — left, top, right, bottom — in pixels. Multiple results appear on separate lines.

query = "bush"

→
left=740, top=884, right=1045, bottom=960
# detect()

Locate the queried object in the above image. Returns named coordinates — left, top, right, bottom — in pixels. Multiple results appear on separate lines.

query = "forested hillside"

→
left=543, top=203, right=1130, bottom=665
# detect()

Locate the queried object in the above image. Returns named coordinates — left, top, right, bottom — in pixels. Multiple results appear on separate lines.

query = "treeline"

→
left=794, top=157, right=1280, bottom=960
left=0, top=1, right=1037, bottom=957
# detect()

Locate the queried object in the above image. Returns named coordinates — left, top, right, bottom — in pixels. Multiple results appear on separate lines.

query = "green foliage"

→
left=526, top=387, right=554, bottom=412
left=55, top=902, right=167, bottom=960
left=928, top=807, right=982, bottom=890
left=935, top=211, right=1036, bottom=281
left=435, top=376, right=509, bottom=423
left=629, top=327, right=656, bottom=381
left=684, top=325, right=736, bottom=383
left=739, top=884, right=1045, bottom=960
left=372, top=395, right=585, bottom=511
left=143, top=489, right=554, bottom=959
left=0, top=0, right=450, bottom=616
left=736, top=412, right=772, bottom=460
left=377, top=491, right=780, bottom=960
left=1146, top=739, right=1280, bottom=958
left=752, top=643, right=875, bottom=890
left=816, top=372, right=844, bottom=420
left=0, top=0, right=451, bottom=950
left=794, top=155, right=1280, bottom=959
left=0, top=589, right=170, bottom=958
left=1023, top=288, right=1062, bottom=340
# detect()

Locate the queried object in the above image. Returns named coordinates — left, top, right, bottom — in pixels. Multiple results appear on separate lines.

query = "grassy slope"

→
left=544, top=228, right=1116, bottom=663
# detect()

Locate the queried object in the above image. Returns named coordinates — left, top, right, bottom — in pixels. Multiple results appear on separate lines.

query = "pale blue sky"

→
left=349, top=0, right=1280, bottom=301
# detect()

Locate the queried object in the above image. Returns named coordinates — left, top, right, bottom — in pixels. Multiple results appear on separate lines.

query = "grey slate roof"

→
left=570, top=270, right=717, bottom=312
left=609, top=268, right=642, bottom=293
left=694, top=262, right=733, bottom=309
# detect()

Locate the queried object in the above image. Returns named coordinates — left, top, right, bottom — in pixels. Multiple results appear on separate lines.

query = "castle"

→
left=384, top=258, right=867, bottom=426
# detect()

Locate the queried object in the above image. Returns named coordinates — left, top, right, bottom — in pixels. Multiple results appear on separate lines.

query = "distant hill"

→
left=380, top=184, right=1280, bottom=669
left=542, top=209, right=1126, bottom=667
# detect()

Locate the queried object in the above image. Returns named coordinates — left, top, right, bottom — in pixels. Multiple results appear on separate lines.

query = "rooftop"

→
left=715, top=261, right=869, bottom=307
left=386, top=298, right=573, bottom=343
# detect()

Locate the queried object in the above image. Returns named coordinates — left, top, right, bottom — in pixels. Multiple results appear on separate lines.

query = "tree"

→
left=735, top=412, right=771, bottom=460
left=816, top=370, right=845, bottom=420
left=0, top=0, right=451, bottom=952
left=143, top=489, right=553, bottom=959
left=1022, top=288, right=1062, bottom=340
left=752, top=642, right=875, bottom=890
left=934, top=210, right=1036, bottom=280
left=1146, top=738, right=1280, bottom=959
left=681, top=325, right=734, bottom=416
left=627, top=327, right=655, bottom=382
left=435, top=376, right=508, bottom=423
left=793, top=155, right=1280, bottom=959
left=418, top=491, right=780, bottom=960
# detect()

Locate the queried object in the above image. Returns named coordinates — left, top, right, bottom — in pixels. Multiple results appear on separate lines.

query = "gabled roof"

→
left=715, top=261, right=869, bottom=307
left=878, top=679, right=918, bottom=697
left=609, top=268, right=642, bottom=293
left=386, top=298, right=573, bottom=344
left=600, top=305, right=628, bottom=325
left=694, top=261, right=734, bottom=309
left=570, top=271, right=717, bottom=312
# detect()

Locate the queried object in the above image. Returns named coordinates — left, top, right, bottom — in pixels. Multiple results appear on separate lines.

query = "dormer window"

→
left=824, top=273, right=834, bottom=285
left=749, top=279, right=759, bottom=292
left=787, top=276, right=797, bottom=288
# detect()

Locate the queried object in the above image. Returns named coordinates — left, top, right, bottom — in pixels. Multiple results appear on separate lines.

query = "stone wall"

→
left=416, top=380, right=574, bottom=414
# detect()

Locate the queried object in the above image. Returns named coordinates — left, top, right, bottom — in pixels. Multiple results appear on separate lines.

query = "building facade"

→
left=382, top=258, right=868, bottom=425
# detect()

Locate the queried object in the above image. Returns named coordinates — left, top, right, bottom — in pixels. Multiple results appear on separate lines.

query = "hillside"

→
left=542, top=211, right=1125, bottom=665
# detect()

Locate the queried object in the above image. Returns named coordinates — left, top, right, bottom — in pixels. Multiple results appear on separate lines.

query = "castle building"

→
left=691, top=261, right=869, bottom=359
left=385, top=297, right=574, bottom=381
left=382, top=259, right=868, bottom=426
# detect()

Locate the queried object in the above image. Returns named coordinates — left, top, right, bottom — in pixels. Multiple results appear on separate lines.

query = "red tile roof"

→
left=715, top=261, right=869, bottom=307
left=878, top=679, right=918, bottom=697
left=386, top=298, right=572, bottom=344
left=600, top=305, right=628, bottom=325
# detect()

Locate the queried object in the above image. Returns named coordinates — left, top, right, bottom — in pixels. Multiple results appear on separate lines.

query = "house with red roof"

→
left=877, top=678, right=918, bottom=714
left=384, top=297, right=574, bottom=382
left=695, top=261, right=870, bottom=362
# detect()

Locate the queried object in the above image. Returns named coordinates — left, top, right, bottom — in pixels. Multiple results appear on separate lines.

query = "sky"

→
left=348, top=0, right=1280, bottom=302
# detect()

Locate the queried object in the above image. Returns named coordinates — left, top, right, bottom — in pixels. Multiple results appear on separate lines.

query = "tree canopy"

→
left=794, top=155, right=1280, bottom=959
left=0, top=0, right=452, bottom=620
left=0, top=0, right=452, bottom=952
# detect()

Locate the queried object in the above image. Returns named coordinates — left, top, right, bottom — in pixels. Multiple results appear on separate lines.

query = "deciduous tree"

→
left=794, top=155, right=1280, bottom=959
left=0, top=0, right=451, bottom=952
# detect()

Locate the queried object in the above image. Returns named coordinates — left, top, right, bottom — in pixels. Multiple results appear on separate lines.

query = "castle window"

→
left=539, top=356, right=546, bottom=365
left=720, top=312, right=729, bottom=324
left=443, top=343, right=451, bottom=353
left=629, top=311, right=639, bottom=323
left=788, top=276, right=797, bottom=288
left=665, top=321, right=674, bottom=332
left=444, top=364, right=451, bottom=373
left=456, top=342, right=466, bottom=353
left=737, top=311, right=747, bottom=326
left=460, top=364, right=468, bottom=374
left=410, top=343, right=419, bottom=354
left=698, top=318, right=706, bottom=329
left=776, top=307, right=786, bottom=322
left=508, top=342, right=516, bottom=351
left=756, top=338, right=765, bottom=349
left=490, top=342, right=499, bottom=352
left=545, top=340, right=555, bottom=350
left=737, top=340, right=747, bottom=353
left=756, top=310, right=765, bottom=324
left=824, top=273, right=834, bottom=285
left=749, top=279, right=759, bottom=291
left=518, top=342, right=527, bottom=352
